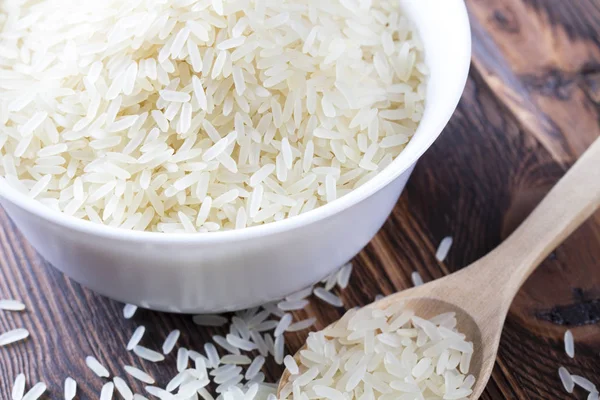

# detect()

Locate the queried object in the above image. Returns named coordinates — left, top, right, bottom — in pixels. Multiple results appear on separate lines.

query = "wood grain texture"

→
left=469, top=0, right=600, bottom=162
left=1, top=0, right=599, bottom=399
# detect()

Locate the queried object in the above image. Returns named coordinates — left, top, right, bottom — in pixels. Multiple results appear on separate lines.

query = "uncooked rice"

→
left=214, top=334, right=242, bottom=355
left=144, top=386, right=172, bottom=398
left=113, top=377, right=134, bottom=400
left=226, top=334, right=258, bottom=352
left=12, top=373, right=26, bottom=400
left=274, top=334, right=285, bottom=365
left=123, top=304, right=138, bottom=319
left=336, top=263, right=353, bottom=289
left=22, top=382, right=46, bottom=400
left=324, top=270, right=339, bottom=291
left=162, top=329, right=181, bottom=354
left=283, top=355, right=299, bottom=375
left=572, top=375, right=598, bottom=393
left=280, top=304, right=475, bottom=399
left=221, top=354, right=252, bottom=365
left=285, top=286, right=315, bottom=302
left=165, top=372, right=187, bottom=392
left=85, top=356, right=110, bottom=378
left=205, top=342, right=221, bottom=368
left=0, top=299, right=26, bottom=311
left=64, top=377, right=77, bottom=400
left=313, top=287, right=344, bottom=307
left=0, top=0, right=426, bottom=233
left=127, top=326, right=146, bottom=351
left=277, top=299, right=309, bottom=311
left=100, top=382, right=115, bottom=400
left=177, top=347, right=189, bottom=372
left=245, top=356, right=265, bottom=380
left=559, top=366, right=574, bottom=393
left=274, top=313, right=293, bottom=337
left=436, top=236, right=453, bottom=262
left=286, top=317, right=317, bottom=332
left=133, top=345, right=166, bottom=362
left=124, top=366, right=156, bottom=385
left=564, top=329, right=574, bottom=358
left=0, top=328, right=29, bottom=346
left=411, top=270, right=424, bottom=286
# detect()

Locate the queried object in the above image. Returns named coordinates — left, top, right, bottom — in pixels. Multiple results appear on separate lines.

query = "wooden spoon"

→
left=278, top=137, right=600, bottom=399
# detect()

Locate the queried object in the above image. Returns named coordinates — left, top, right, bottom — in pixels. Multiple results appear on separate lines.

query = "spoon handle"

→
left=478, top=137, right=600, bottom=296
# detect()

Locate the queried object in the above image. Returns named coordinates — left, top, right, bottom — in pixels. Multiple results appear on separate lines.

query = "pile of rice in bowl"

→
left=0, top=0, right=427, bottom=233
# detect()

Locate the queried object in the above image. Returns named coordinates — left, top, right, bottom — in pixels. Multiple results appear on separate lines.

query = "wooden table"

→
left=1, top=0, right=599, bottom=398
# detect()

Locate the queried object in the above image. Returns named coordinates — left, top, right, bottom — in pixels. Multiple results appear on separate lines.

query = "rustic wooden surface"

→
left=1, top=0, right=599, bottom=398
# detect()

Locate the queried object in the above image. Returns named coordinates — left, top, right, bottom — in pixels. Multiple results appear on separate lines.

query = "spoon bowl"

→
left=278, top=137, right=600, bottom=398
left=279, top=275, right=493, bottom=398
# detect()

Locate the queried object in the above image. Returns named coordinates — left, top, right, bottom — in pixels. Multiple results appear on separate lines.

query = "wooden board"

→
left=1, top=0, right=599, bottom=398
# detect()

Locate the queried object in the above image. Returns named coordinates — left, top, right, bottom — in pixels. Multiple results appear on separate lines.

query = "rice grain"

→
left=64, top=377, right=77, bottom=400
left=558, top=366, right=574, bottom=393
left=113, top=377, right=133, bottom=400
left=123, top=304, right=138, bottom=319
left=127, top=326, right=146, bottom=351
left=435, top=237, right=453, bottom=262
left=124, top=366, right=155, bottom=384
left=85, top=356, right=110, bottom=378
left=313, top=288, right=344, bottom=307
left=564, top=330, right=575, bottom=358
left=22, top=382, right=46, bottom=400
left=0, top=299, right=26, bottom=311
left=12, top=373, right=25, bottom=400
left=162, top=330, right=180, bottom=355
left=0, top=328, right=29, bottom=346
left=411, top=271, right=424, bottom=287
left=100, top=382, right=114, bottom=400
left=133, top=346, right=166, bottom=362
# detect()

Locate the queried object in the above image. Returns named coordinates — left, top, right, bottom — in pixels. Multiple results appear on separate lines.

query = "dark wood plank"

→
left=463, top=1, right=600, bottom=397
left=1, top=0, right=599, bottom=399
left=467, top=0, right=600, bottom=163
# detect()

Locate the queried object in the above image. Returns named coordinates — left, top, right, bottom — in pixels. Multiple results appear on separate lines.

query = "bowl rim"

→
left=0, top=0, right=471, bottom=244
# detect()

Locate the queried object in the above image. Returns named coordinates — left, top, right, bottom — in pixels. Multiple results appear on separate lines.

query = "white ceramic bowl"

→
left=0, top=0, right=471, bottom=313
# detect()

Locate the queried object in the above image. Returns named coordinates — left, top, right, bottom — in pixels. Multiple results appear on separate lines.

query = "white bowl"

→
left=0, top=0, right=471, bottom=313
